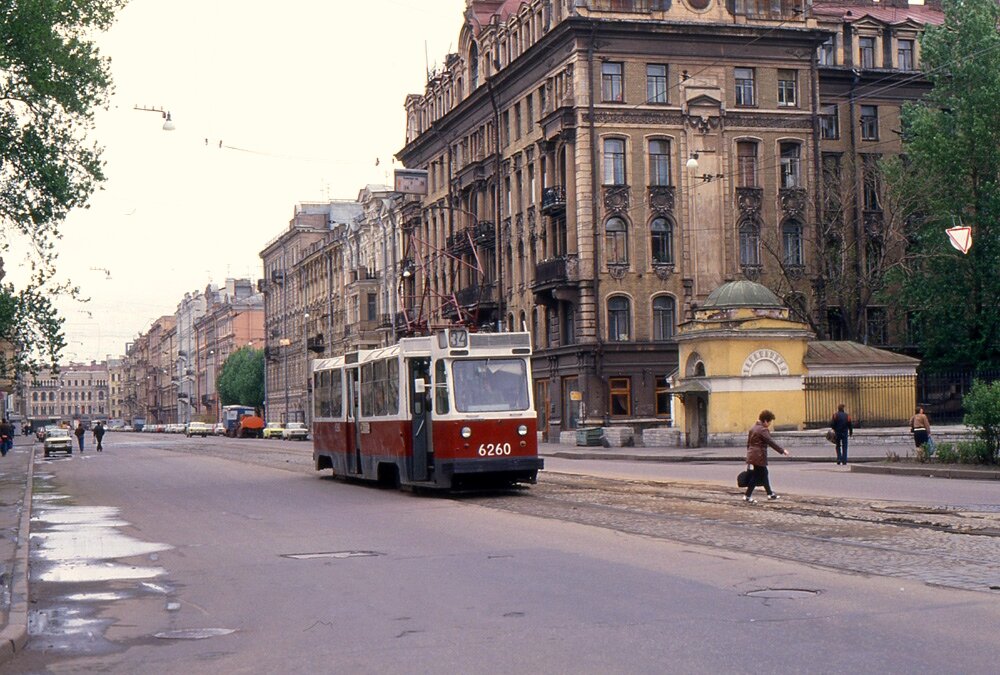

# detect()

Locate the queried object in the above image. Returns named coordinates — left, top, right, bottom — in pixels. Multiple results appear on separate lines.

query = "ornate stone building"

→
left=395, top=0, right=939, bottom=439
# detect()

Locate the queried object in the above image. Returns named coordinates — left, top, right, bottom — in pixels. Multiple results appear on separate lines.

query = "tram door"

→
left=408, top=358, right=432, bottom=481
left=346, top=369, right=363, bottom=474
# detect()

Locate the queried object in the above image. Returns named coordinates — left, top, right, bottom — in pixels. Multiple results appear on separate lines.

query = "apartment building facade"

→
left=392, top=0, right=938, bottom=438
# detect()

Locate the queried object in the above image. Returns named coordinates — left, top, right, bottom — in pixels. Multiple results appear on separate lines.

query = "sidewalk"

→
left=0, top=435, right=34, bottom=663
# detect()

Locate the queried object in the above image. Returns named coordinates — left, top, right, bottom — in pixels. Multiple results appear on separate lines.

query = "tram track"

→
left=465, top=473, right=1000, bottom=593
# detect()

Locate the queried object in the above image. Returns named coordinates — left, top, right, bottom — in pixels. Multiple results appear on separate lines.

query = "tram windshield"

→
left=452, top=358, right=530, bottom=413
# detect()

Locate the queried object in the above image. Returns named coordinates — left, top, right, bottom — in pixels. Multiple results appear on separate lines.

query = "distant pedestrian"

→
left=744, top=410, right=791, bottom=503
left=93, top=421, right=105, bottom=452
left=909, top=406, right=932, bottom=452
left=74, top=422, right=86, bottom=453
left=0, top=419, right=12, bottom=457
left=830, top=403, right=854, bottom=465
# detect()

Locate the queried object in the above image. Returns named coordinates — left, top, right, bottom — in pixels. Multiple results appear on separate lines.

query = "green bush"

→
left=915, top=446, right=930, bottom=463
left=934, top=442, right=958, bottom=464
left=955, top=440, right=992, bottom=465
left=963, top=380, right=1000, bottom=464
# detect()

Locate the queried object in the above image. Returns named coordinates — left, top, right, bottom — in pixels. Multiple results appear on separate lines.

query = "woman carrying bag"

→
left=744, top=410, right=791, bottom=503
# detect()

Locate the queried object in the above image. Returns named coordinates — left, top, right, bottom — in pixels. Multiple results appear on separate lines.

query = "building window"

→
left=607, top=296, right=631, bottom=342
left=737, top=141, right=758, bottom=187
left=652, top=296, right=677, bottom=341
left=609, top=377, right=631, bottom=417
left=866, top=307, right=888, bottom=345
left=779, top=142, right=802, bottom=188
left=777, top=69, right=797, bottom=107
left=739, top=220, right=761, bottom=266
left=859, top=36, right=876, bottom=68
left=820, top=103, right=839, bottom=139
left=862, top=155, right=881, bottom=211
left=861, top=105, right=879, bottom=141
left=782, top=221, right=804, bottom=266
left=897, top=39, right=915, bottom=71
left=602, top=62, right=624, bottom=102
left=655, top=376, right=671, bottom=418
left=648, top=139, right=671, bottom=186
left=818, top=36, right=835, bottom=66
left=646, top=64, right=668, bottom=103
left=734, top=67, right=755, bottom=107
left=605, top=217, right=629, bottom=265
left=650, top=217, right=674, bottom=265
left=603, top=138, right=626, bottom=185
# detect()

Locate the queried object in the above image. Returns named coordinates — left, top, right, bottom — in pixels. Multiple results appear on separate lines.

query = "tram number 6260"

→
left=478, top=442, right=512, bottom=457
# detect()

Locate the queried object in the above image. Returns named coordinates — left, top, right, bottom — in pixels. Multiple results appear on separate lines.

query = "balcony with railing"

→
left=455, top=283, right=496, bottom=308
left=541, top=186, right=566, bottom=216
left=306, top=334, right=325, bottom=353
left=531, top=255, right=580, bottom=306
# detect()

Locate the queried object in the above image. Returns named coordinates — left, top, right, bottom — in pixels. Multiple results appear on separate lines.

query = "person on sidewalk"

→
left=909, top=406, right=932, bottom=452
left=74, top=422, right=86, bottom=453
left=830, top=403, right=854, bottom=465
left=93, top=421, right=105, bottom=452
left=744, top=409, right=791, bottom=503
left=0, top=418, right=12, bottom=456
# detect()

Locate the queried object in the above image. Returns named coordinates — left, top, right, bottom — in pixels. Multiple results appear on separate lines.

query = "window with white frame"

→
left=734, top=67, right=755, bottom=106
left=607, top=297, right=631, bottom=342
left=861, top=105, right=879, bottom=141
left=782, top=221, right=804, bottom=266
left=739, top=220, right=761, bottom=266
left=603, top=138, right=626, bottom=185
left=818, top=36, right=835, bottom=66
left=820, top=103, right=839, bottom=139
left=647, top=139, right=671, bottom=186
left=779, top=142, right=802, bottom=188
left=777, top=69, right=797, bottom=107
left=858, top=36, right=876, bottom=69
left=897, top=39, right=915, bottom=71
left=646, top=64, right=668, bottom=103
left=650, top=217, right=674, bottom=265
left=602, top=62, right=624, bottom=102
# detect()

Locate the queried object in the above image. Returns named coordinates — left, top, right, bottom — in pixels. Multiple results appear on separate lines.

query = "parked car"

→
left=43, top=428, right=73, bottom=457
left=186, top=422, right=212, bottom=437
left=282, top=422, right=309, bottom=441
left=213, top=423, right=226, bottom=436
left=262, top=423, right=285, bottom=439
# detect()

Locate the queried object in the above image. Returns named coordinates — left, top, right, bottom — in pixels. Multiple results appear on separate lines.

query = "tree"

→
left=217, top=347, right=264, bottom=409
left=0, top=0, right=128, bottom=377
left=962, top=379, right=1000, bottom=463
left=887, top=0, right=1000, bottom=370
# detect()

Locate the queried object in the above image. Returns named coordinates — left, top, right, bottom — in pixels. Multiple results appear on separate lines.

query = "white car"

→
left=43, top=428, right=73, bottom=457
left=186, top=422, right=212, bottom=437
left=282, top=422, right=309, bottom=441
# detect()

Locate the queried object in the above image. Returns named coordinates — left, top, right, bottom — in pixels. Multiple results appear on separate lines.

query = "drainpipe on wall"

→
left=587, top=22, right=603, bottom=426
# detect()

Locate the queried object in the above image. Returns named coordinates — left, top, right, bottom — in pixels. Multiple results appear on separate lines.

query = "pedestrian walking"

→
left=909, top=406, right=932, bottom=452
left=74, top=422, right=86, bottom=453
left=830, top=403, right=854, bottom=465
left=744, top=409, right=791, bottom=503
left=0, top=419, right=12, bottom=457
left=93, top=421, right=105, bottom=452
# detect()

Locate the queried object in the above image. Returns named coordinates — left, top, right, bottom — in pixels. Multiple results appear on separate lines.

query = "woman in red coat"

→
left=744, top=410, right=791, bottom=503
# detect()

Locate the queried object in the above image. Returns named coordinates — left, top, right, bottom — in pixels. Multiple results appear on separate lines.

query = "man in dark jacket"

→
left=830, top=403, right=854, bottom=465
left=93, top=421, right=105, bottom=452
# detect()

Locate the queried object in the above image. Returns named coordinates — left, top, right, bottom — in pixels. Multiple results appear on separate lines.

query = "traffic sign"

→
left=946, top=225, right=972, bottom=254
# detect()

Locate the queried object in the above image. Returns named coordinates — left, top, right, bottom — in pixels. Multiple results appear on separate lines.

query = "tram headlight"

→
left=517, top=425, right=528, bottom=436
left=461, top=426, right=472, bottom=438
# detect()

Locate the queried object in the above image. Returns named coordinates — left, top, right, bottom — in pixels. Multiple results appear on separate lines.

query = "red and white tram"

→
left=311, top=328, right=542, bottom=490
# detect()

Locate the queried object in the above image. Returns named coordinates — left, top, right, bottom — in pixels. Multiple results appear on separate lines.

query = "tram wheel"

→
left=376, top=463, right=401, bottom=490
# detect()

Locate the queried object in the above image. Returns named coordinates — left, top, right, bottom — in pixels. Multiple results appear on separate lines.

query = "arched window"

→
left=650, top=217, right=674, bottom=265
left=469, top=42, right=479, bottom=90
left=605, top=217, right=628, bottom=265
left=603, top=138, right=626, bottom=185
left=648, top=139, right=671, bottom=186
left=519, top=310, right=527, bottom=333
left=782, top=220, right=804, bottom=266
left=739, top=220, right=761, bottom=266
left=780, top=142, right=802, bottom=188
left=607, top=296, right=631, bottom=342
left=652, top=296, right=677, bottom=341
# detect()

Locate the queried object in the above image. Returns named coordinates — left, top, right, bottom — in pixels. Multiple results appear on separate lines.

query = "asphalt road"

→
left=4, top=433, right=999, bottom=674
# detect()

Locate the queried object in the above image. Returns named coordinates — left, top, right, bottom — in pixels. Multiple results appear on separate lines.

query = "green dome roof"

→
left=702, top=280, right=782, bottom=309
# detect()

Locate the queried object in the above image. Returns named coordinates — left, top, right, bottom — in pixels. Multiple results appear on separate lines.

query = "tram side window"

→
left=374, top=359, right=387, bottom=416
left=434, top=360, right=450, bottom=414
left=315, top=370, right=330, bottom=418
left=386, top=358, right=399, bottom=415
left=330, top=369, right=343, bottom=417
left=361, top=363, right=375, bottom=417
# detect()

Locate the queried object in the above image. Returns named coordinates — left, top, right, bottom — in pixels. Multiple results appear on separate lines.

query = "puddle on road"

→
left=154, top=628, right=237, bottom=640
left=745, top=588, right=821, bottom=599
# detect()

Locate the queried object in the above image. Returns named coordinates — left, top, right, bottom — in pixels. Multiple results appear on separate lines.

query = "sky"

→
left=19, top=0, right=466, bottom=363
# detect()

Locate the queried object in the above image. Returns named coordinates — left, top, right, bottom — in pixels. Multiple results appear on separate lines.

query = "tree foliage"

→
left=0, top=0, right=128, bottom=377
left=887, top=0, right=1000, bottom=369
left=962, top=379, right=1000, bottom=463
left=217, top=347, right=264, bottom=409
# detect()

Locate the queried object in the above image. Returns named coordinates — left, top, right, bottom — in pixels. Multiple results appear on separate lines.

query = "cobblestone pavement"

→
left=464, top=474, right=1000, bottom=595
left=146, top=437, right=1000, bottom=595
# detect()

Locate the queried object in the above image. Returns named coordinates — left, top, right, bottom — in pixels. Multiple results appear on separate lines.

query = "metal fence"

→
left=916, top=369, right=1000, bottom=425
left=804, top=375, right=915, bottom=428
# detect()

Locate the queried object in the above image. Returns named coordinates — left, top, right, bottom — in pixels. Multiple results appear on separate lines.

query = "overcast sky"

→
left=28, top=0, right=465, bottom=363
